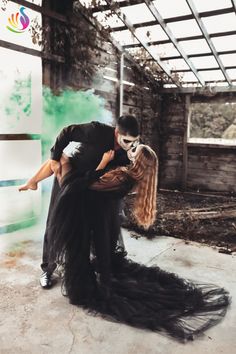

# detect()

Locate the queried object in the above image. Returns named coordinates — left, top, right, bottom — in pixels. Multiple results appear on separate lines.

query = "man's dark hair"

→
left=117, top=115, right=139, bottom=137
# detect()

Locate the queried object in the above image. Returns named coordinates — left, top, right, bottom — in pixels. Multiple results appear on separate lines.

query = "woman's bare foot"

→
left=18, top=181, right=38, bottom=191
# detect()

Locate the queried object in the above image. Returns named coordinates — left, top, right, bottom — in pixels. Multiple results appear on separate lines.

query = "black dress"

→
left=48, top=169, right=231, bottom=342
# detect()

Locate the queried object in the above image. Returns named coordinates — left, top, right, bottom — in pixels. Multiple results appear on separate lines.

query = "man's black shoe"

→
left=40, top=272, right=53, bottom=289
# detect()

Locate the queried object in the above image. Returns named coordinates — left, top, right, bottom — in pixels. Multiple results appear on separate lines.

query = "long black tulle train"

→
left=81, top=256, right=230, bottom=341
left=48, top=173, right=231, bottom=342
left=56, top=246, right=230, bottom=342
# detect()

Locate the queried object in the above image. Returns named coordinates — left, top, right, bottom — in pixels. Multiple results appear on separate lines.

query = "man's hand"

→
left=50, top=160, right=62, bottom=177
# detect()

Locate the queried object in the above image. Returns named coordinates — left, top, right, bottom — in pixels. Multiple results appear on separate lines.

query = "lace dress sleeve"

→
left=90, top=173, right=135, bottom=198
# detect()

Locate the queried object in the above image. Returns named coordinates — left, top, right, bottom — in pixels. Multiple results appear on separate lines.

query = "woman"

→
left=19, top=145, right=156, bottom=230
left=44, top=144, right=230, bottom=342
left=20, top=145, right=230, bottom=341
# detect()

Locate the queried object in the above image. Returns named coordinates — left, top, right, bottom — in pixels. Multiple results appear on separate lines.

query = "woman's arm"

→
left=96, top=150, right=114, bottom=171
left=89, top=150, right=132, bottom=192
left=90, top=170, right=135, bottom=199
left=59, top=150, right=115, bottom=192
left=90, top=174, right=125, bottom=191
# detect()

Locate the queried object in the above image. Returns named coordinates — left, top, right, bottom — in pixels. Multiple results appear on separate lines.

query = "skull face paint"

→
left=127, top=144, right=142, bottom=162
left=117, top=133, right=140, bottom=151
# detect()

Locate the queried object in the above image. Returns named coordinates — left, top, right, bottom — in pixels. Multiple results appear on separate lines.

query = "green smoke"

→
left=5, top=75, right=31, bottom=120
left=0, top=83, right=114, bottom=234
left=2, top=74, right=32, bottom=131
left=1, top=78, right=113, bottom=158
left=42, top=87, right=113, bottom=158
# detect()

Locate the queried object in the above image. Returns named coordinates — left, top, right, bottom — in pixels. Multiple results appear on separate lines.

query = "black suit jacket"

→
left=50, top=121, right=130, bottom=175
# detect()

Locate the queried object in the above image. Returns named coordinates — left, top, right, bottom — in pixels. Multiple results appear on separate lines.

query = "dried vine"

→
left=1, top=0, right=181, bottom=86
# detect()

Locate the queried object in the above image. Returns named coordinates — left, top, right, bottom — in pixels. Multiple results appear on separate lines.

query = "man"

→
left=40, top=115, right=140, bottom=288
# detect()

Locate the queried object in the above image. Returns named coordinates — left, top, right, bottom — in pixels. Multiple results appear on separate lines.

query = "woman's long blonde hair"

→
left=127, top=145, right=158, bottom=229
left=99, top=145, right=158, bottom=229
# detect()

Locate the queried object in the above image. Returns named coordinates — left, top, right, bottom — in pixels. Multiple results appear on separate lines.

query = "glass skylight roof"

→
left=202, top=14, right=236, bottom=34
left=150, top=43, right=180, bottom=58
left=120, top=3, right=155, bottom=24
left=200, top=70, right=225, bottom=81
left=78, top=0, right=236, bottom=88
left=211, top=35, right=236, bottom=52
left=178, top=39, right=211, bottom=55
left=167, top=58, right=190, bottom=71
left=135, top=25, right=169, bottom=42
left=190, top=56, right=219, bottom=70
left=227, top=69, right=236, bottom=79
left=167, top=19, right=202, bottom=38
left=111, top=30, right=139, bottom=46
left=180, top=72, right=199, bottom=82
left=193, top=0, right=232, bottom=13
left=152, top=0, right=191, bottom=18
left=219, top=54, right=236, bottom=67
left=94, top=11, right=124, bottom=28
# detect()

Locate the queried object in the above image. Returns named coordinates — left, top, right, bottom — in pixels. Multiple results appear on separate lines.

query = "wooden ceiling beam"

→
left=110, top=6, right=234, bottom=32
left=160, top=50, right=236, bottom=61
left=186, top=0, right=232, bottom=85
left=104, top=0, right=179, bottom=85
left=123, top=30, right=236, bottom=48
left=171, top=66, right=236, bottom=73
left=143, top=0, right=205, bottom=85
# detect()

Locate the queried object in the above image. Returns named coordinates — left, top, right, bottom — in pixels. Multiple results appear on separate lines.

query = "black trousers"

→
left=41, top=177, right=126, bottom=275
left=41, top=177, right=60, bottom=274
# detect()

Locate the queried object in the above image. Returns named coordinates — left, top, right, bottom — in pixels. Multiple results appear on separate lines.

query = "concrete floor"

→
left=0, top=223, right=235, bottom=354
